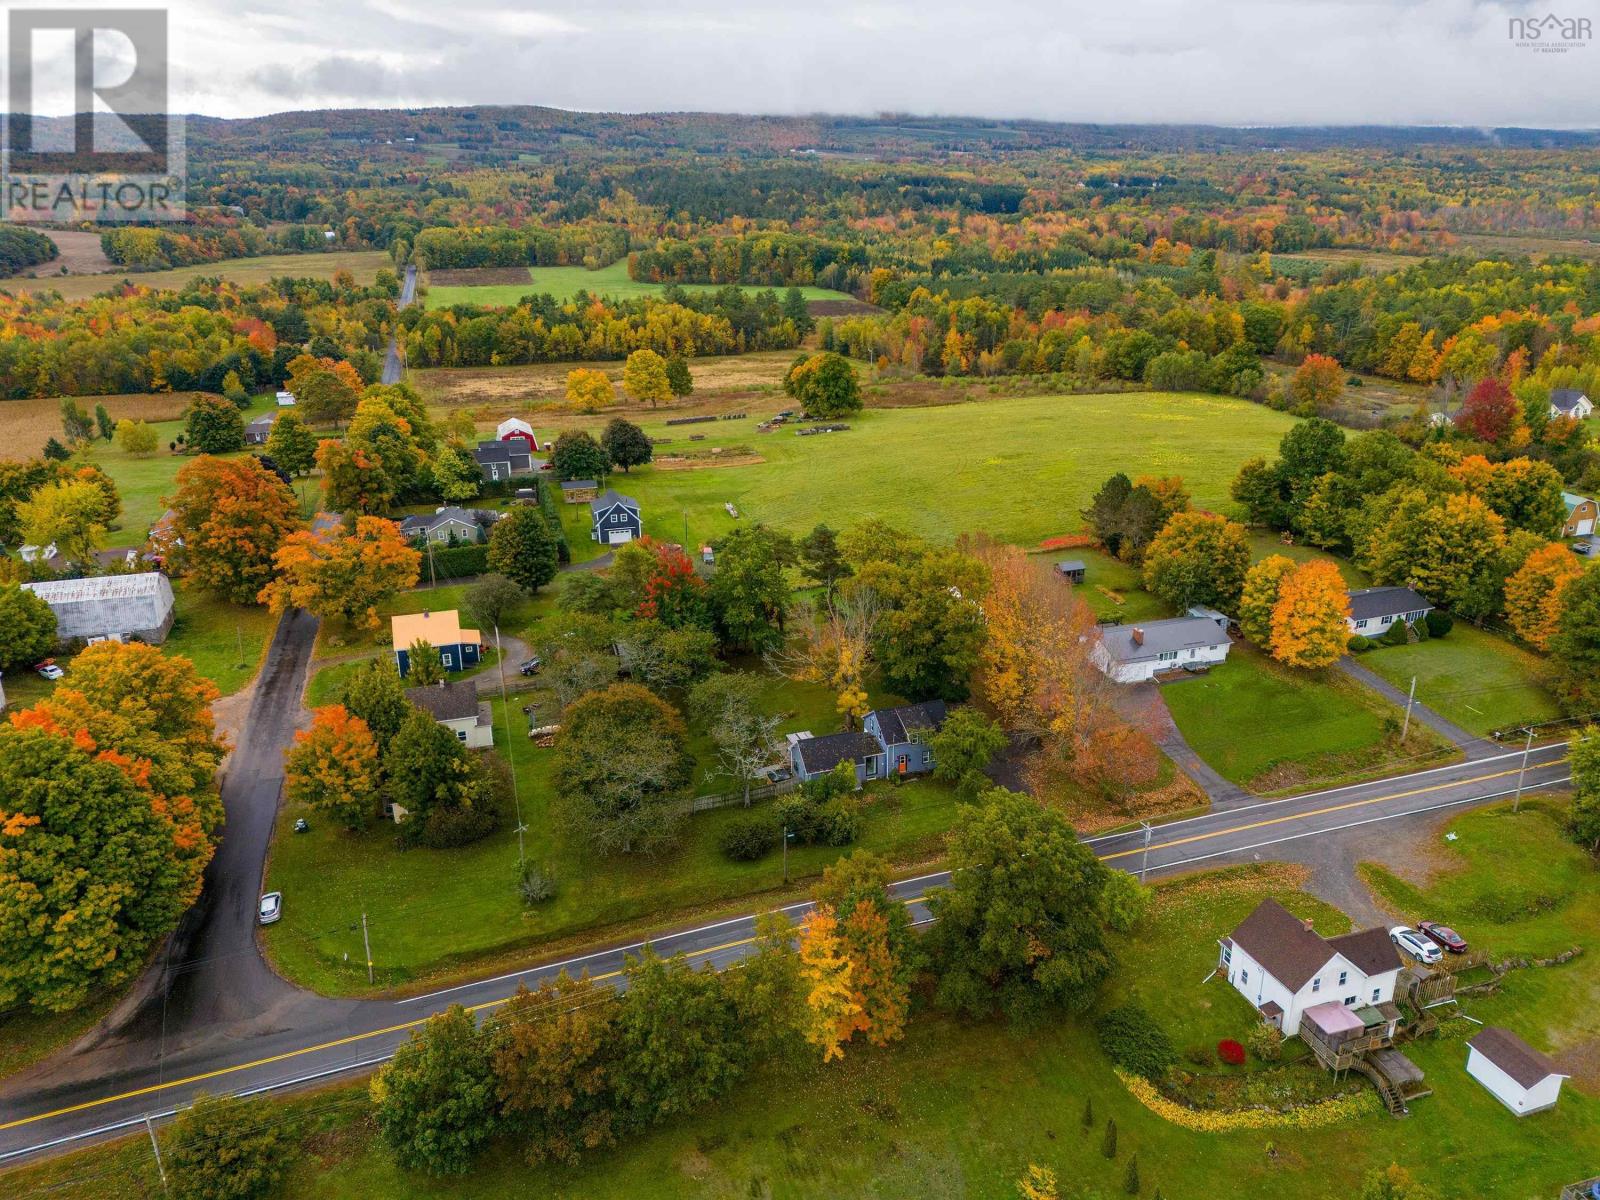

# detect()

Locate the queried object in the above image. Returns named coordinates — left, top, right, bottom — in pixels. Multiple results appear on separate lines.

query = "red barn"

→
left=495, top=418, right=539, bottom=453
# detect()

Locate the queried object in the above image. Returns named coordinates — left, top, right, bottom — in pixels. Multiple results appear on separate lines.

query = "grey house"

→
left=790, top=730, right=885, bottom=785
left=245, top=413, right=276, bottom=445
left=1346, top=587, right=1432, bottom=637
left=473, top=439, right=537, bottom=482
left=590, top=490, right=642, bottom=545
left=399, top=506, right=502, bottom=544
left=1091, top=616, right=1232, bottom=683
left=864, top=700, right=947, bottom=779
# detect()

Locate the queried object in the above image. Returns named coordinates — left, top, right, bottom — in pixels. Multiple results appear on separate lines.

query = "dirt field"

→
left=807, top=298, right=883, bottom=317
left=2, top=250, right=392, bottom=301
left=427, top=267, right=537, bottom=287
left=412, top=351, right=798, bottom=412
left=0, top=393, right=195, bottom=459
left=19, top=230, right=116, bottom=278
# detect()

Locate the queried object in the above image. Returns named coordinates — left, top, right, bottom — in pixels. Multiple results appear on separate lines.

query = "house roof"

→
left=246, top=413, right=276, bottom=429
left=390, top=608, right=480, bottom=649
left=1324, top=927, right=1402, bottom=977
left=21, top=571, right=171, bottom=605
left=872, top=700, right=948, bottom=746
left=473, top=439, right=533, bottom=465
left=399, top=506, right=499, bottom=535
left=496, top=417, right=534, bottom=438
left=1228, top=899, right=1335, bottom=992
left=1303, top=1001, right=1365, bottom=1037
left=793, top=730, right=882, bottom=774
left=1563, top=491, right=1593, bottom=515
left=561, top=479, right=598, bottom=491
left=590, top=490, right=640, bottom=519
left=1097, top=616, right=1231, bottom=663
left=1468, top=1027, right=1566, bottom=1089
left=1550, top=388, right=1590, bottom=412
left=405, top=678, right=481, bottom=722
left=1347, top=586, right=1432, bottom=622
left=1056, top=559, right=1086, bottom=571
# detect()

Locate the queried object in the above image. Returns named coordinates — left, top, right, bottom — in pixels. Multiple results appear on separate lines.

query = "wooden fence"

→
left=687, top=776, right=799, bottom=813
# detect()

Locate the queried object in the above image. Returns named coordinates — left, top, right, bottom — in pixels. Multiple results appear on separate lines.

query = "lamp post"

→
left=782, top=826, right=795, bottom=884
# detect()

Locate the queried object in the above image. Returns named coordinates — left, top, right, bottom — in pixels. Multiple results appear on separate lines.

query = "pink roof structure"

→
left=1303, top=1002, right=1364, bottom=1038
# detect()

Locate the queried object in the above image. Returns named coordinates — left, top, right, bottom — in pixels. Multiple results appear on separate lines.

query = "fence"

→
left=687, top=776, right=799, bottom=813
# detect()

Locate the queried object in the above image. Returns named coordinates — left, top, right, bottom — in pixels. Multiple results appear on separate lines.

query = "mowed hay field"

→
left=423, top=259, right=854, bottom=308
left=413, top=350, right=799, bottom=411
left=526, top=391, right=1298, bottom=549
left=2, top=250, right=392, bottom=301
left=0, top=394, right=196, bottom=460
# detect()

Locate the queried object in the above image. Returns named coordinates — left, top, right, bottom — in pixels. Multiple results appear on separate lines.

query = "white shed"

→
left=1466, top=1027, right=1567, bottom=1116
left=21, top=572, right=175, bottom=644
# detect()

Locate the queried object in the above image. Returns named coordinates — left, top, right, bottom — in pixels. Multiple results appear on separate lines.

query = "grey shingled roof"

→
left=473, top=439, right=533, bottom=465
left=1468, top=1027, right=1565, bottom=1089
left=400, top=507, right=498, bottom=536
left=1551, top=387, right=1590, bottom=413
left=793, top=731, right=881, bottom=775
left=589, top=490, right=640, bottom=519
left=873, top=700, right=947, bottom=746
left=1097, top=616, right=1231, bottom=663
left=405, top=679, right=481, bottom=722
left=1325, top=927, right=1402, bottom=977
left=1347, top=586, right=1432, bottom=623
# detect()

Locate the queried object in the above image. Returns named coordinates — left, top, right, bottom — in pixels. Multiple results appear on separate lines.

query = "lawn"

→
left=1161, top=644, right=1455, bottom=790
left=163, top=589, right=279, bottom=696
left=424, top=260, right=853, bottom=309
left=1357, top=624, right=1563, bottom=738
left=19, top=824, right=1600, bottom=1200
left=5, top=250, right=393, bottom=301
left=1246, top=531, right=1371, bottom=587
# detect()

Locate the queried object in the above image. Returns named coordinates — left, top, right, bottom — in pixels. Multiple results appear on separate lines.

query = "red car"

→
left=1419, top=920, right=1467, bottom=954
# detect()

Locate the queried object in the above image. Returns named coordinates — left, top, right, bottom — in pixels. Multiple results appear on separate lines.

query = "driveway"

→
left=1334, top=656, right=1500, bottom=760
left=1121, top=680, right=1254, bottom=809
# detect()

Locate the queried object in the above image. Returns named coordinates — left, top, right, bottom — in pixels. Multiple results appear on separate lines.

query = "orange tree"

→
left=797, top=905, right=860, bottom=1062
left=1288, top=353, right=1344, bottom=413
left=285, top=704, right=381, bottom=829
left=1269, top=559, right=1351, bottom=668
left=1505, top=542, right=1584, bottom=650
left=808, top=852, right=914, bottom=1054
left=260, top=515, right=421, bottom=629
left=166, top=456, right=303, bottom=603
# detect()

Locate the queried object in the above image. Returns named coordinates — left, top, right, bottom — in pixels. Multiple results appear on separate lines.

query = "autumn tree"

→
left=798, top=906, right=860, bottom=1062
left=634, top=540, right=710, bottom=628
left=850, top=532, right=987, bottom=701
left=927, top=789, right=1119, bottom=1022
left=115, top=418, right=158, bottom=457
left=1359, top=490, right=1507, bottom=618
left=612, top=950, right=745, bottom=1125
left=166, top=1093, right=286, bottom=1200
left=487, top=505, right=560, bottom=594
left=167, top=456, right=302, bottom=603
left=1017, top=1164, right=1060, bottom=1200
left=0, top=583, right=56, bottom=670
left=404, top=638, right=445, bottom=685
left=370, top=1005, right=497, bottom=1175
left=622, top=348, right=673, bottom=407
left=338, top=658, right=411, bottom=755
left=59, top=398, right=94, bottom=444
left=488, top=972, right=621, bottom=1165
left=1567, top=728, right=1600, bottom=854
left=1269, top=560, right=1351, bottom=669
left=1454, top=378, right=1519, bottom=444
left=285, top=704, right=381, bottom=829
left=926, top=707, right=1008, bottom=797
left=565, top=368, right=616, bottom=414
left=1505, top=543, right=1583, bottom=651
left=1288, top=354, right=1345, bottom=414
left=1239, top=554, right=1296, bottom=646
left=1081, top=473, right=1167, bottom=563
left=550, top=429, right=609, bottom=482
left=1450, top=455, right=1566, bottom=537
left=1141, top=511, right=1250, bottom=613
left=768, top=589, right=877, bottom=729
left=17, top=479, right=109, bottom=564
left=601, top=418, right=653, bottom=472
left=810, top=852, right=913, bottom=1051
left=784, top=351, right=862, bottom=418
left=288, top=355, right=364, bottom=426
left=1550, top=570, right=1600, bottom=714
left=185, top=393, right=246, bottom=453
left=263, top=410, right=317, bottom=476
left=260, top=516, right=421, bottom=629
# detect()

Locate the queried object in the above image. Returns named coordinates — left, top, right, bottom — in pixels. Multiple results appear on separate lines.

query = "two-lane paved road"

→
left=0, top=741, right=1568, bottom=1165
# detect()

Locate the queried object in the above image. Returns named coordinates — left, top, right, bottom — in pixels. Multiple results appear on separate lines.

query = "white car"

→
left=258, top=892, right=283, bottom=926
left=35, top=661, right=64, bottom=681
left=1390, top=925, right=1442, bottom=964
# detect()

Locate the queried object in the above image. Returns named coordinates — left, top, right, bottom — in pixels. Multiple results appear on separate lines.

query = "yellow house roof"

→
left=390, top=609, right=479, bottom=649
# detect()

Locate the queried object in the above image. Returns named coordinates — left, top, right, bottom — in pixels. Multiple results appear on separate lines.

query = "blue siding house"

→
left=590, top=490, right=643, bottom=546
left=391, top=609, right=482, bottom=678
left=790, top=700, right=950, bottom=786
left=789, top=731, right=884, bottom=786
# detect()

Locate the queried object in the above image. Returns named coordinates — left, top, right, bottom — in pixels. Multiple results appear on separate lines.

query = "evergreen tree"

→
left=93, top=403, right=114, bottom=441
left=1102, top=1116, right=1118, bottom=1159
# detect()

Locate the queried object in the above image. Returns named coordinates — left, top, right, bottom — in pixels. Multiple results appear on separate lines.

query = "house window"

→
left=612, top=512, right=622, bottom=524
left=1356, top=619, right=1368, bottom=629
left=1240, top=967, right=1249, bottom=985
left=1219, top=943, right=1232, bottom=967
left=1372, top=987, right=1381, bottom=1003
left=441, top=651, right=455, bottom=669
left=1312, top=978, right=1321, bottom=993
left=456, top=729, right=467, bottom=742
left=1157, top=650, right=1178, bottom=662
left=1344, top=996, right=1357, bottom=1007
left=1338, top=970, right=1347, bottom=986
left=863, top=757, right=878, bottom=779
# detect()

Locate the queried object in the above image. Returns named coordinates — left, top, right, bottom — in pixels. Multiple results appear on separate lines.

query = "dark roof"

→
left=793, top=731, right=881, bottom=774
left=1097, top=616, right=1231, bottom=663
left=1347, top=586, right=1432, bottom=622
left=1551, top=387, right=1590, bottom=412
left=1229, top=899, right=1334, bottom=992
left=1056, top=559, right=1086, bottom=571
left=590, top=490, right=640, bottom=518
left=561, top=478, right=598, bottom=490
left=1259, top=999, right=1283, bottom=1017
left=1469, top=1027, right=1565, bottom=1088
left=405, top=679, right=480, bottom=722
left=399, top=507, right=498, bottom=535
left=872, top=700, right=947, bottom=746
left=473, top=439, right=533, bottom=465
left=1325, top=927, right=1402, bottom=977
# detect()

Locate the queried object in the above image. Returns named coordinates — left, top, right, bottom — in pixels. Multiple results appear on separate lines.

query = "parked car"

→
left=519, top=657, right=542, bottom=676
left=1390, top=925, right=1443, bottom=964
left=258, top=892, right=283, bottom=925
left=1418, top=920, right=1468, bottom=953
left=35, top=660, right=64, bottom=681
left=1573, top=541, right=1596, bottom=556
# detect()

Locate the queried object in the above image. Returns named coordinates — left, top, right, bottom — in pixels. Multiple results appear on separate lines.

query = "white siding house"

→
left=1219, top=899, right=1403, bottom=1038
left=1549, top=388, right=1594, bottom=422
left=404, top=679, right=494, bottom=748
left=1466, top=1028, right=1568, bottom=1116
left=1091, top=616, right=1232, bottom=683
left=1346, top=587, right=1433, bottom=637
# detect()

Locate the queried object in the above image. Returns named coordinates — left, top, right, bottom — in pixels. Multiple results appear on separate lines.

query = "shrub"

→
left=1412, top=617, right=1430, bottom=642
left=167, top=1093, right=285, bottom=1200
left=1183, top=1045, right=1214, bottom=1068
left=773, top=788, right=862, bottom=848
left=1425, top=610, right=1453, bottom=638
left=422, top=542, right=490, bottom=580
left=718, top=813, right=778, bottom=861
left=1101, top=1116, right=1118, bottom=1158
left=1123, top=1154, right=1141, bottom=1195
left=1246, top=1021, right=1283, bottom=1063
left=1379, top=618, right=1410, bottom=647
left=1346, top=634, right=1371, bottom=653
left=1217, top=1039, right=1247, bottom=1066
left=518, top=862, right=557, bottom=906
left=1096, top=1004, right=1177, bottom=1080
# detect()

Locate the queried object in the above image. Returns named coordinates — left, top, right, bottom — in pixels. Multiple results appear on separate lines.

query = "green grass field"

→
left=1161, top=644, right=1454, bottom=790
left=1357, top=624, right=1564, bottom=737
left=163, top=591, right=278, bottom=696
left=7, top=250, right=392, bottom=301
left=424, top=260, right=852, bottom=309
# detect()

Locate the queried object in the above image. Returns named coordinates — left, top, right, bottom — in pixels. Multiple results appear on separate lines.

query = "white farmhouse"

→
left=21, top=572, right=175, bottom=645
left=1219, top=899, right=1403, bottom=1038
left=1466, top=1027, right=1568, bottom=1116
left=1549, top=388, right=1594, bottom=422
left=1090, top=615, right=1231, bottom=683
left=404, top=679, right=494, bottom=748
left=1346, top=586, right=1432, bottom=637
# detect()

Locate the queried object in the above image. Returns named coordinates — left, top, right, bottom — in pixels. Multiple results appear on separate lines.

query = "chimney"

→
left=1131, top=627, right=1144, bottom=646
left=1303, top=918, right=1314, bottom=932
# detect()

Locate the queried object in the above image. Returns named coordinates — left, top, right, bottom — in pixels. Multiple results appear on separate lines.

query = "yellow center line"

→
left=1, top=751, right=1560, bottom=1139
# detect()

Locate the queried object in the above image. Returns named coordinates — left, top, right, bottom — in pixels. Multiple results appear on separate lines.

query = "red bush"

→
left=1217, top=1039, right=1246, bottom=1065
left=1040, top=533, right=1094, bottom=551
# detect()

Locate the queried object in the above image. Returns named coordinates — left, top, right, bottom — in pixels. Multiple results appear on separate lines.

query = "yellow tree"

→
left=833, top=641, right=870, bottom=729
left=1016, top=1164, right=1060, bottom=1200
left=285, top=704, right=381, bottom=829
left=1239, top=554, right=1297, bottom=646
left=841, top=903, right=907, bottom=1048
left=16, top=479, right=107, bottom=563
left=621, top=349, right=672, bottom=407
left=1269, top=560, right=1351, bottom=668
left=797, top=905, right=861, bottom=1062
left=1505, top=542, right=1584, bottom=650
left=565, top=368, right=615, bottom=414
left=767, top=591, right=878, bottom=731
left=260, top=515, right=421, bottom=630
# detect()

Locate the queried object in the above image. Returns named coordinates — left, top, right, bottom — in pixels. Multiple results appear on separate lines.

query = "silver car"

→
left=1390, top=925, right=1442, bottom=964
left=258, top=892, right=283, bottom=926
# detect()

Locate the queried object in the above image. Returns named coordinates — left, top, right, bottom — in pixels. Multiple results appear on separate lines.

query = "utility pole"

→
left=1513, top=726, right=1534, bottom=814
left=1401, top=675, right=1417, bottom=742
left=145, top=1114, right=168, bottom=1192
left=1139, top=820, right=1153, bottom=883
left=426, top=536, right=437, bottom=586
left=361, top=912, right=373, bottom=985
left=782, top=825, right=792, bottom=884
left=493, top=623, right=527, bottom=868
left=234, top=620, right=245, bottom=670
left=683, top=510, right=689, bottom=550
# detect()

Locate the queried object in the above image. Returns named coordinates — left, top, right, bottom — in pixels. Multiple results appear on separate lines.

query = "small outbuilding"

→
left=1466, top=1027, right=1568, bottom=1116
left=275, top=390, right=297, bottom=407
left=245, top=413, right=276, bottom=445
left=561, top=479, right=600, bottom=504
left=1054, top=559, right=1086, bottom=584
left=21, top=572, right=175, bottom=644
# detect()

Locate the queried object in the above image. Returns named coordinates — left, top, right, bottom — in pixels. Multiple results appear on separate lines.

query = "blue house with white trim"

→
left=590, top=490, right=643, bottom=545
left=391, top=609, right=482, bottom=678
left=789, top=700, right=950, bottom=785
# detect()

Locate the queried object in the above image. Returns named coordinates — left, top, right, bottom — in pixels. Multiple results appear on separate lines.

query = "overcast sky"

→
left=23, top=0, right=1600, bottom=125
